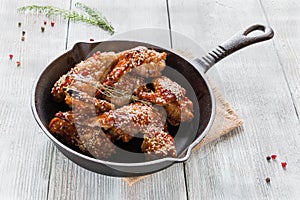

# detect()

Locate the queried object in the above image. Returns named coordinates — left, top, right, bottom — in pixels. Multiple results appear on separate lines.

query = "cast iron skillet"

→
left=31, top=24, right=274, bottom=177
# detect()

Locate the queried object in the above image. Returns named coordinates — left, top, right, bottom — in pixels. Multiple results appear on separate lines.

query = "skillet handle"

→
left=194, top=24, right=274, bottom=73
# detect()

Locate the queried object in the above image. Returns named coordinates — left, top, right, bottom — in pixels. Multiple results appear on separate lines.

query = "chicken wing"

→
left=51, top=51, right=117, bottom=102
left=88, top=103, right=167, bottom=141
left=49, top=111, right=116, bottom=159
left=103, top=46, right=167, bottom=86
left=141, top=131, right=177, bottom=160
left=88, top=102, right=177, bottom=158
left=96, top=74, right=145, bottom=107
left=64, top=87, right=114, bottom=116
left=137, top=76, right=194, bottom=126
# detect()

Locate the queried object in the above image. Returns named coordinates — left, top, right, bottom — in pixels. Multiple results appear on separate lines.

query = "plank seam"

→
left=166, top=0, right=173, bottom=48
left=65, top=0, right=73, bottom=50
left=46, top=0, right=73, bottom=198
left=166, top=1, right=188, bottom=198
left=46, top=146, right=55, bottom=200
left=259, top=0, right=300, bottom=123
left=183, top=162, right=190, bottom=200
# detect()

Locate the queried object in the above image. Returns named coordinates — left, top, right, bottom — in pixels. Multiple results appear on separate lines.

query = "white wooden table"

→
left=0, top=0, right=299, bottom=199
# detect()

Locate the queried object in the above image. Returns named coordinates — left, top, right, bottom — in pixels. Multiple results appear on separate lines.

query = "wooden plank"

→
left=169, top=0, right=300, bottom=199
left=48, top=158, right=186, bottom=200
left=260, top=0, right=300, bottom=121
left=66, top=0, right=171, bottom=48
left=0, top=0, right=69, bottom=199
left=47, top=1, right=188, bottom=200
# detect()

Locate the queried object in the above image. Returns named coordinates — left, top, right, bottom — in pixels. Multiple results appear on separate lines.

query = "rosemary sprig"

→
left=74, top=76, right=151, bottom=105
left=17, top=4, right=114, bottom=34
left=75, top=2, right=114, bottom=34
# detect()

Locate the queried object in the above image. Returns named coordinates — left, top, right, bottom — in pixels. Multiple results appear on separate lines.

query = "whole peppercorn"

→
left=21, top=36, right=25, bottom=41
left=41, top=26, right=45, bottom=32
left=16, top=61, right=21, bottom=67
left=18, top=22, right=22, bottom=27
left=22, top=31, right=26, bottom=36
left=265, top=177, right=270, bottom=183
left=281, top=162, right=287, bottom=168
left=271, top=154, right=277, bottom=160
left=266, top=156, right=271, bottom=161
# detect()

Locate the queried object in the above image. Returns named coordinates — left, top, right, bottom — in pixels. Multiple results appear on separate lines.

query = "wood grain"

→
left=0, top=0, right=69, bottom=199
left=260, top=0, right=300, bottom=121
left=66, top=0, right=171, bottom=48
left=169, top=0, right=300, bottom=199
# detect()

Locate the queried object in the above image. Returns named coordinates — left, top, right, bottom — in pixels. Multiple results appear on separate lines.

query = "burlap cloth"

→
left=123, top=77, right=244, bottom=185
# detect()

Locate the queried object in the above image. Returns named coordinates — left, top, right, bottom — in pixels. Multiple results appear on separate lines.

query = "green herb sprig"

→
left=74, top=76, right=152, bottom=106
left=17, top=3, right=114, bottom=34
left=75, top=2, right=114, bottom=34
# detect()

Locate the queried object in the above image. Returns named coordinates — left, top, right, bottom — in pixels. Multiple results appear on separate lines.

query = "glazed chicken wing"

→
left=49, top=111, right=78, bottom=147
left=87, top=102, right=177, bottom=158
left=49, top=111, right=116, bottom=159
left=88, top=103, right=166, bottom=141
left=64, top=87, right=114, bottom=116
left=137, top=76, right=194, bottom=126
left=103, top=46, right=167, bottom=86
left=96, top=74, right=145, bottom=107
left=51, top=51, right=117, bottom=102
left=142, top=131, right=177, bottom=160
left=165, top=98, right=194, bottom=126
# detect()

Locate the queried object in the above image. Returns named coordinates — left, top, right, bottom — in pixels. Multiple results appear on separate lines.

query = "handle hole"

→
left=243, top=24, right=266, bottom=36
left=245, top=29, right=265, bottom=37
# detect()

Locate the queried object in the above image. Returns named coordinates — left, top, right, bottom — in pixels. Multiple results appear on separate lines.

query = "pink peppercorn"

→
left=50, top=21, right=55, bottom=27
left=271, top=154, right=277, bottom=160
left=89, top=38, right=95, bottom=42
left=281, top=162, right=287, bottom=168
left=16, top=61, right=21, bottom=66
left=9, top=54, right=13, bottom=59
